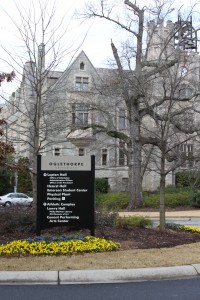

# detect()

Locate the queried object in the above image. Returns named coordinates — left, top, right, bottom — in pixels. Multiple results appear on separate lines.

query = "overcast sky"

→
left=0, top=0, right=120, bottom=65
left=0, top=0, right=199, bottom=101
left=0, top=0, right=119, bottom=100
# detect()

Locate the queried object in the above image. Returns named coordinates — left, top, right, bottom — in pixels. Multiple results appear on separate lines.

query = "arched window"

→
left=175, top=84, right=194, bottom=100
left=80, top=62, right=85, bottom=70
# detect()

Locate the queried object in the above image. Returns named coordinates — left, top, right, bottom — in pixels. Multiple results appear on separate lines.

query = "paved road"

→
left=0, top=278, right=200, bottom=300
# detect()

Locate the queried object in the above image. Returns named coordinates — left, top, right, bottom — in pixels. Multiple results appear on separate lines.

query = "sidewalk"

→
left=119, top=210, right=200, bottom=219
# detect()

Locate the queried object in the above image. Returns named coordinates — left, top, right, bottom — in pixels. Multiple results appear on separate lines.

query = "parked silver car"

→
left=0, top=193, right=33, bottom=207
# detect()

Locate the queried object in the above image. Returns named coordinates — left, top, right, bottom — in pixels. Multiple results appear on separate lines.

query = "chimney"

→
left=24, top=61, right=36, bottom=95
left=38, top=43, right=45, bottom=72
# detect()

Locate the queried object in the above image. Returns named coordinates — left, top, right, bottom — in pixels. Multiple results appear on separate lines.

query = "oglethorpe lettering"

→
left=49, top=162, right=83, bottom=166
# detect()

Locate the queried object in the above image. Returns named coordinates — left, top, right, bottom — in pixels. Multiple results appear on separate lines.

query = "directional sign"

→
left=37, top=155, right=95, bottom=235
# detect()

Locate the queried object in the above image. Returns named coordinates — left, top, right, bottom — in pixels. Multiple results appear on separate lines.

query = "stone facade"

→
left=3, top=19, right=200, bottom=192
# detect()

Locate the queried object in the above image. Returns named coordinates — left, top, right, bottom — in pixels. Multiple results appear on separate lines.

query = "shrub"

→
left=144, top=190, right=192, bottom=208
left=17, top=157, right=32, bottom=194
left=95, top=210, right=118, bottom=228
left=190, top=192, right=200, bottom=208
left=96, top=189, right=192, bottom=211
left=0, top=206, right=36, bottom=234
left=96, top=192, right=129, bottom=211
left=115, top=216, right=152, bottom=229
left=0, top=171, right=12, bottom=195
left=164, top=185, right=179, bottom=193
left=143, top=193, right=160, bottom=208
left=175, top=171, right=200, bottom=188
left=175, top=171, right=191, bottom=188
left=95, top=210, right=119, bottom=236
left=95, top=178, right=110, bottom=193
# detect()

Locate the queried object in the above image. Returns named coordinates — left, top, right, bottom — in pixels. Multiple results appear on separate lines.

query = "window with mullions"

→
left=78, top=148, right=85, bottom=156
left=101, top=148, right=108, bottom=166
left=118, top=108, right=126, bottom=130
left=187, top=144, right=194, bottom=168
left=176, top=143, right=194, bottom=168
left=72, top=104, right=89, bottom=126
left=119, top=142, right=126, bottom=166
left=54, top=147, right=61, bottom=156
left=176, top=84, right=194, bottom=99
left=179, top=144, right=187, bottom=168
left=75, top=76, right=89, bottom=91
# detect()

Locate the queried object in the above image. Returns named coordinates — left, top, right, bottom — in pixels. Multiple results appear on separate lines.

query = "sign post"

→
left=37, top=155, right=95, bottom=236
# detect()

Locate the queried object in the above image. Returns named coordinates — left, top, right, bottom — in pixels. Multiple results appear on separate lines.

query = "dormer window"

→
left=80, top=62, right=85, bottom=70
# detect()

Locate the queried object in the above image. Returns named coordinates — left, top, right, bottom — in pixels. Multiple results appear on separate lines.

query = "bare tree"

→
left=0, top=72, right=16, bottom=168
left=81, top=0, right=200, bottom=209
left=0, top=108, right=15, bottom=168
left=1, top=1, right=87, bottom=207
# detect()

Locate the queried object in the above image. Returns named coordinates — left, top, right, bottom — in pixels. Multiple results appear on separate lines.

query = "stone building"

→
left=142, top=17, right=200, bottom=190
left=3, top=18, right=200, bottom=192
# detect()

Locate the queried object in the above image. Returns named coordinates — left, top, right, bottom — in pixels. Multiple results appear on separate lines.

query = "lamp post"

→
left=14, top=170, right=18, bottom=193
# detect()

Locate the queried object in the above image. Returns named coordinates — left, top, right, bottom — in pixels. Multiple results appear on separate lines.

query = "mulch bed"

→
left=95, top=227, right=200, bottom=250
left=0, top=207, right=200, bottom=251
left=1, top=226, right=200, bottom=251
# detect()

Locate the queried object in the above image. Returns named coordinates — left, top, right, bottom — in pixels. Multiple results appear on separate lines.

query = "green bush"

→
left=175, top=171, right=200, bottom=188
left=96, top=189, right=192, bottom=211
left=96, top=192, right=129, bottom=211
left=17, top=157, right=32, bottom=195
left=115, top=216, right=152, bottom=229
left=144, top=190, right=192, bottom=208
left=164, top=185, right=179, bottom=193
left=143, top=193, right=160, bottom=208
left=165, top=192, right=191, bottom=207
left=190, top=192, right=200, bottom=208
left=0, top=170, right=13, bottom=195
left=95, top=178, right=110, bottom=193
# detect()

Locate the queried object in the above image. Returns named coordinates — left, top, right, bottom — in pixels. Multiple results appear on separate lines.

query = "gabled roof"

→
left=50, top=50, right=100, bottom=87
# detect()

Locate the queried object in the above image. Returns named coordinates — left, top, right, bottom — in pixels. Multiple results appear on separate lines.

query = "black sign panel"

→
left=37, top=155, right=95, bottom=235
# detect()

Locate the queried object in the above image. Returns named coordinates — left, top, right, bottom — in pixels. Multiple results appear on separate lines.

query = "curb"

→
left=0, top=265, right=199, bottom=284
left=59, top=265, right=199, bottom=284
left=0, top=271, right=58, bottom=284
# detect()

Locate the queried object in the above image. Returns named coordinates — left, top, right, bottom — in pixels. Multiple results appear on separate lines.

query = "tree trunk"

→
left=32, top=91, right=42, bottom=210
left=128, top=103, right=143, bottom=209
left=32, top=156, right=38, bottom=210
left=159, top=151, right=166, bottom=230
left=128, top=155, right=143, bottom=208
